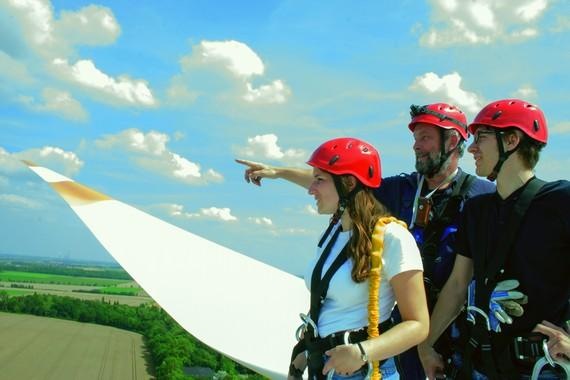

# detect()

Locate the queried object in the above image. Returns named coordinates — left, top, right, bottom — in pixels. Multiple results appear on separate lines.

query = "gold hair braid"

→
left=367, top=216, right=407, bottom=379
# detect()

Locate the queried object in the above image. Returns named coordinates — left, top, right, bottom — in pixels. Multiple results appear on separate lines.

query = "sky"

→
left=1, top=0, right=569, bottom=276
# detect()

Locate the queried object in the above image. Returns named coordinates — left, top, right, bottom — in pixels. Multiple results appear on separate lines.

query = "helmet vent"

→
left=329, top=154, right=340, bottom=166
left=533, top=120, right=540, bottom=132
left=492, top=110, right=502, bottom=120
left=368, top=166, right=374, bottom=178
left=509, top=101, right=516, bottom=105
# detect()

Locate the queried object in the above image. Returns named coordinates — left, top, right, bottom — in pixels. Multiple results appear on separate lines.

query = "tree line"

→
left=0, top=292, right=264, bottom=379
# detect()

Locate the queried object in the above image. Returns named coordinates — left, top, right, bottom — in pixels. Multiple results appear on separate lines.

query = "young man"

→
left=237, top=103, right=495, bottom=378
left=418, top=99, right=570, bottom=379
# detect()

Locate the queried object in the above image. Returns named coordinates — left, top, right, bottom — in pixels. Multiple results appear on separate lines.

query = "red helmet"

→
left=307, top=137, right=381, bottom=188
left=468, top=99, right=547, bottom=143
left=408, top=103, right=469, bottom=140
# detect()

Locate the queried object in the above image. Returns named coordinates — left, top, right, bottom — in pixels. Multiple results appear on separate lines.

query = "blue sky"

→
left=1, top=0, right=569, bottom=276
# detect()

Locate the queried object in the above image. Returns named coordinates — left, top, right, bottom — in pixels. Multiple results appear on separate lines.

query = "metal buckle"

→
left=298, top=313, right=318, bottom=339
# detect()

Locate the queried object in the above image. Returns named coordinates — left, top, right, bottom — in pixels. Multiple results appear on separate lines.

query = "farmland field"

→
left=0, top=271, right=125, bottom=286
left=0, top=312, right=153, bottom=380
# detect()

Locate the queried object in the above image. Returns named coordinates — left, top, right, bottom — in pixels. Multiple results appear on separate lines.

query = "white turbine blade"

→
left=26, top=162, right=309, bottom=379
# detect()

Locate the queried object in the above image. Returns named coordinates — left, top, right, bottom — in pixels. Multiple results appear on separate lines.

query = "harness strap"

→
left=421, top=172, right=473, bottom=304
left=309, top=225, right=347, bottom=328
left=461, top=178, right=546, bottom=379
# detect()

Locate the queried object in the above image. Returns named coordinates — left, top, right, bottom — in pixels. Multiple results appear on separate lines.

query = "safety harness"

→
left=419, top=172, right=475, bottom=310
left=457, top=177, right=547, bottom=379
left=292, top=217, right=404, bottom=379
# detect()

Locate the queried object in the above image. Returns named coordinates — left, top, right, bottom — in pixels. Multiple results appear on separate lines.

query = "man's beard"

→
left=415, top=151, right=449, bottom=178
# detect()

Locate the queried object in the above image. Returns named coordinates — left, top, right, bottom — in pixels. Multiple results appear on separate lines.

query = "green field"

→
left=0, top=289, right=30, bottom=297
left=92, top=286, right=142, bottom=296
left=0, top=271, right=126, bottom=287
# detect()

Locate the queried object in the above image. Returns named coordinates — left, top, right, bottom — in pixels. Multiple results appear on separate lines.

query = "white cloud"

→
left=16, top=88, right=88, bottom=121
left=56, top=5, right=120, bottom=47
left=95, top=128, right=224, bottom=185
left=1, top=1, right=151, bottom=109
left=0, top=51, right=35, bottom=84
left=551, top=122, right=570, bottom=135
left=420, top=0, right=550, bottom=47
left=244, top=80, right=291, bottom=104
left=16, top=146, right=84, bottom=177
left=52, top=58, right=155, bottom=106
left=410, top=72, right=484, bottom=113
left=512, top=85, right=538, bottom=100
left=248, top=216, right=273, bottom=226
left=304, top=204, right=318, bottom=215
left=237, top=134, right=306, bottom=165
left=550, top=15, right=570, bottom=33
left=168, top=203, right=237, bottom=222
left=0, top=147, right=26, bottom=173
left=0, top=194, right=41, bottom=209
left=192, top=40, right=264, bottom=78
left=168, top=39, right=290, bottom=105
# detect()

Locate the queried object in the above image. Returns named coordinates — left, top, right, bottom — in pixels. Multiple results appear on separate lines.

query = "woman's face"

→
left=308, top=168, right=339, bottom=215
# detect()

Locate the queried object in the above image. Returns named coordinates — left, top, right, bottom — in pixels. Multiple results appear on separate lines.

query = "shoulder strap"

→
left=475, top=178, right=547, bottom=306
left=309, top=226, right=349, bottom=332
left=465, top=178, right=546, bottom=379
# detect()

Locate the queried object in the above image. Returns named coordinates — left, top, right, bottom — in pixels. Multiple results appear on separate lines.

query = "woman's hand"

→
left=533, top=320, right=570, bottom=363
left=322, top=344, right=364, bottom=376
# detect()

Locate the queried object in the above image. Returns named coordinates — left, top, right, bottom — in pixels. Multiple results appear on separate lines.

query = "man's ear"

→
left=504, top=131, right=522, bottom=152
left=446, top=132, right=460, bottom=152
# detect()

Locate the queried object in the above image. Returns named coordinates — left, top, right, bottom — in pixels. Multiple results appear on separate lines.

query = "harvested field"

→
left=0, top=283, right=153, bottom=307
left=0, top=312, right=153, bottom=380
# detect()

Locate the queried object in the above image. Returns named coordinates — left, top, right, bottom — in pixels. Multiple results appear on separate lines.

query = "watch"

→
left=356, top=342, right=368, bottom=362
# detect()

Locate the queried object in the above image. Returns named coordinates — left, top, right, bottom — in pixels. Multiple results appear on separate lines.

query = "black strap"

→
left=309, top=225, right=349, bottom=331
left=461, top=177, right=546, bottom=379
left=421, top=173, right=474, bottom=301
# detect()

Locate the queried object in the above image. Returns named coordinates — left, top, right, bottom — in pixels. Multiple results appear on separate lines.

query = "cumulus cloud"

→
left=16, top=88, right=88, bottom=121
left=410, top=72, right=484, bottom=113
left=1, top=0, right=120, bottom=58
left=56, top=4, right=120, bottom=47
left=419, top=0, right=550, bottom=47
left=237, top=134, right=306, bottom=165
left=0, top=51, right=35, bottom=85
left=551, top=122, right=570, bottom=135
left=0, top=194, right=42, bottom=209
left=16, top=146, right=84, bottom=177
left=0, top=147, right=26, bottom=173
left=304, top=204, right=318, bottom=215
left=550, top=15, right=570, bottom=33
left=248, top=216, right=273, bottom=226
left=1, top=0, right=154, bottom=109
left=512, top=85, right=538, bottom=100
left=51, top=58, right=155, bottom=106
left=95, top=128, right=223, bottom=185
left=168, top=203, right=237, bottom=222
left=167, top=39, right=290, bottom=105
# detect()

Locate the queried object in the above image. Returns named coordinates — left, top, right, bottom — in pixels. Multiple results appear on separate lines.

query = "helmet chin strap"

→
left=424, top=129, right=458, bottom=178
left=487, top=130, right=519, bottom=182
left=331, top=175, right=361, bottom=225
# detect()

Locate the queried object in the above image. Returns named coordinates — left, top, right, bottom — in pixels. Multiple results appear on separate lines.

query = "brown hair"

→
left=337, top=175, right=390, bottom=283
left=502, top=128, right=546, bottom=169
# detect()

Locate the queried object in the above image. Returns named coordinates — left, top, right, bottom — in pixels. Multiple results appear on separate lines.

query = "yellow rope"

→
left=367, top=216, right=407, bottom=380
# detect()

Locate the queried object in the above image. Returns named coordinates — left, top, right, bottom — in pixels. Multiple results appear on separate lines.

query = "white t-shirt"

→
left=304, top=221, right=423, bottom=338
